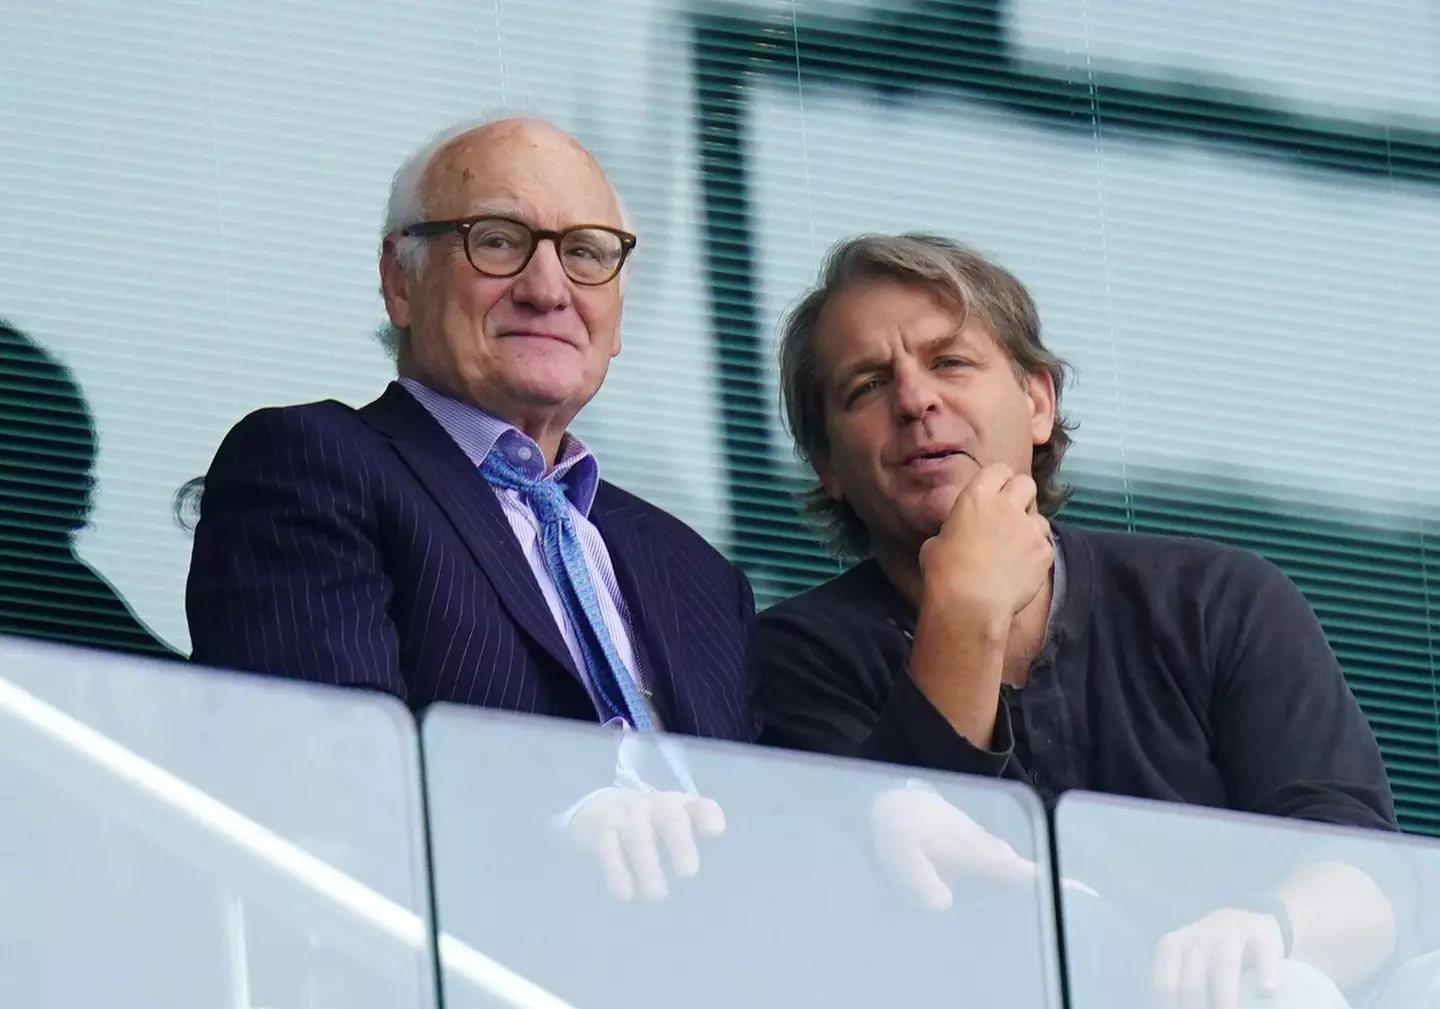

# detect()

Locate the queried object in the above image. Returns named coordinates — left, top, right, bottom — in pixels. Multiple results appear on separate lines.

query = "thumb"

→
left=919, top=536, right=939, bottom=572
left=970, top=835, right=1041, bottom=885
left=885, top=840, right=954, bottom=911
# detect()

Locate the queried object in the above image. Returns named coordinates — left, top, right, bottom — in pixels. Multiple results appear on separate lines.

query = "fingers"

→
left=1153, top=931, right=1184, bottom=1008
left=966, top=462, right=1015, bottom=498
left=1155, top=934, right=1227, bottom=1009
left=594, top=826, right=635, bottom=901
left=998, top=472, right=1039, bottom=512
left=581, top=792, right=724, bottom=903
left=1176, top=935, right=1214, bottom=1009
left=655, top=795, right=701, bottom=879
left=965, top=832, right=1041, bottom=886
left=1211, top=936, right=1248, bottom=1009
left=688, top=796, right=727, bottom=839
left=873, top=789, right=1044, bottom=912
left=1154, top=914, right=1287, bottom=1009
left=618, top=800, right=668, bottom=901
left=1252, top=923, right=1285, bottom=996
left=922, top=814, right=1038, bottom=897
left=998, top=473, right=1051, bottom=544
left=655, top=795, right=727, bottom=883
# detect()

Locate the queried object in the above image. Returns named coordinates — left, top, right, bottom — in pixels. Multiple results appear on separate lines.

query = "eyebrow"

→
left=832, top=327, right=971, bottom=395
left=458, top=203, right=625, bottom=231
left=463, top=202, right=527, bottom=220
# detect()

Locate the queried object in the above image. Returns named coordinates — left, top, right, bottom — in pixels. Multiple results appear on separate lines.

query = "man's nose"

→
left=893, top=368, right=941, bottom=421
left=508, top=240, right=572, bottom=311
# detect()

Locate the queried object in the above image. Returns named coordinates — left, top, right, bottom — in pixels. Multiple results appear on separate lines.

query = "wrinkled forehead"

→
left=816, top=278, right=965, bottom=353
left=422, top=121, right=623, bottom=227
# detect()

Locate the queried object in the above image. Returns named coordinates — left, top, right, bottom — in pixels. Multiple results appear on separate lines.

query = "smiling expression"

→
left=381, top=119, right=626, bottom=437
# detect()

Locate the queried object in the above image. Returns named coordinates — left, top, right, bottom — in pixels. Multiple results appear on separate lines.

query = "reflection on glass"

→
left=0, top=635, right=437, bottom=1009
left=423, top=703, right=1064, bottom=1009
left=1055, top=792, right=1440, bottom=1009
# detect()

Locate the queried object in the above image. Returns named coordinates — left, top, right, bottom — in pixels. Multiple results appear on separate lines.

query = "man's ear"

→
left=1025, top=368, right=1057, bottom=446
left=380, top=237, right=414, bottom=332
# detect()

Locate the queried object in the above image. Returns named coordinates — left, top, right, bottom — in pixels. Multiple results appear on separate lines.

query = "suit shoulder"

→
left=212, top=398, right=386, bottom=469
left=222, top=398, right=366, bottom=447
left=206, top=399, right=386, bottom=498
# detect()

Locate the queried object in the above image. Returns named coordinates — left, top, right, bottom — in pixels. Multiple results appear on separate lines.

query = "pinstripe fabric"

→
left=396, top=377, right=649, bottom=722
left=186, top=382, right=758, bottom=743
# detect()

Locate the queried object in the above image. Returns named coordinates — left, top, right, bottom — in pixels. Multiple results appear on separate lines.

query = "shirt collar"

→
left=397, top=377, right=600, bottom=515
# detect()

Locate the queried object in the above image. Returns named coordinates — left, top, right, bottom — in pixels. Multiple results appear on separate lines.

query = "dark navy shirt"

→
left=754, top=522, right=1396, bottom=832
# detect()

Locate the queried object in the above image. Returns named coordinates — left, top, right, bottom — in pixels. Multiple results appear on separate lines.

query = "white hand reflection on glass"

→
left=566, top=788, right=726, bottom=902
left=870, top=786, right=1096, bottom=911
left=1147, top=857, right=1399, bottom=1009
left=1153, top=907, right=1286, bottom=1009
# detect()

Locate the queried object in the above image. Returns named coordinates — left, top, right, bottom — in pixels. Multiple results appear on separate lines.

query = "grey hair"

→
left=778, top=233, right=1076, bottom=559
left=376, top=113, right=635, bottom=358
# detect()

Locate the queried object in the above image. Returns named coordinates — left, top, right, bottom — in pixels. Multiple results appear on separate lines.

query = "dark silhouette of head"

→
left=0, top=322, right=97, bottom=546
left=0, top=322, right=175, bottom=658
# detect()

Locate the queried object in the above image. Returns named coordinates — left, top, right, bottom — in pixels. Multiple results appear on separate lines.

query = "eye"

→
left=474, top=230, right=522, bottom=250
left=845, top=376, right=885, bottom=406
left=562, top=229, right=623, bottom=267
left=934, top=356, right=971, bottom=370
left=565, top=242, right=603, bottom=262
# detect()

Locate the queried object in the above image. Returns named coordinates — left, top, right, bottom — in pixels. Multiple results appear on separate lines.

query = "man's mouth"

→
left=903, top=447, right=974, bottom=467
left=499, top=331, right=577, bottom=349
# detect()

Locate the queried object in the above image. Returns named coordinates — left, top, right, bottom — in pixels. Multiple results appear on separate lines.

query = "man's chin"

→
left=885, top=506, right=950, bottom=554
left=505, top=367, right=600, bottom=409
left=915, top=487, right=963, bottom=527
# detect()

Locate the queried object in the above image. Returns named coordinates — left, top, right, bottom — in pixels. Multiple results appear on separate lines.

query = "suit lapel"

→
left=358, top=383, right=580, bottom=681
left=590, top=486, right=687, bottom=729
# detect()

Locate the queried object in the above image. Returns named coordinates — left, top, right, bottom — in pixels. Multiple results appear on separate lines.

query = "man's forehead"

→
left=422, top=121, right=618, bottom=221
left=822, top=300, right=980, bottom=366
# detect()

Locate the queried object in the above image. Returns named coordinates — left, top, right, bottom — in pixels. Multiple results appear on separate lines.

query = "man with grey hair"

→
left=753, top=233, right=1403, bottom=1009
left=186, top=117, right=757, bottom=918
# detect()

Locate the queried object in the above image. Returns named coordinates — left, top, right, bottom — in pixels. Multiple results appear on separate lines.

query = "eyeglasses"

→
left=400, top=215, right=637, bottom=286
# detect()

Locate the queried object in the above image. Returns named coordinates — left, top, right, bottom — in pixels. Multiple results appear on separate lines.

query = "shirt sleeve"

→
left=1208, top=549, right=1397, bottom=832
left=752, top=604, right=1024, bottom=780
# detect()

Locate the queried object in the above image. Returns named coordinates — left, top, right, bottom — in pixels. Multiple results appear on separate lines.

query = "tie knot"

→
left=480, top=451, right=571, bottom=526
left=524, top=479, right=570, bottom=526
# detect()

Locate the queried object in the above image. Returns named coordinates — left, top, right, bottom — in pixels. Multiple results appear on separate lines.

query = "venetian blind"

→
left=1, top=0, right=1437, bottom=831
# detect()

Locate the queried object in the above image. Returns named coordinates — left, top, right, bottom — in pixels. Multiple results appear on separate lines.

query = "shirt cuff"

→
left=861, top=670, right=1018, bottom=778
left=550, top=730, right=695, bottom=831
left=553, top=786, right=627, bottom=831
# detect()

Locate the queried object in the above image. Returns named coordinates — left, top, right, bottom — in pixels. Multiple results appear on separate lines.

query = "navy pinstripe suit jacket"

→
left=186, top=382, right=758, bottom=744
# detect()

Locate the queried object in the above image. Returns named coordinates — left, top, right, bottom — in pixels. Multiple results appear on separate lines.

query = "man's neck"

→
left=1003, top=581, right=1052, bottom=686
left=876, top=544, right=1053, bottom=686
left=397, top=371, right=572, bottom=465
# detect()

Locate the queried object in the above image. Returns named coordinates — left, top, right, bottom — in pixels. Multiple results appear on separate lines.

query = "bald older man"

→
left=187, top=119, right=756, bottom=900
left=189, top=116, right=753, bottom=739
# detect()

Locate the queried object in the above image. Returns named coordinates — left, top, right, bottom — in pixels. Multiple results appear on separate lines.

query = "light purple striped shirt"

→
left=397, top=378, right=654, bottom=726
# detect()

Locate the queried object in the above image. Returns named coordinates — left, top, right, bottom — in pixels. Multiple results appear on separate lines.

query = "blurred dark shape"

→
left=0, top=321, right=177, bottom=658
